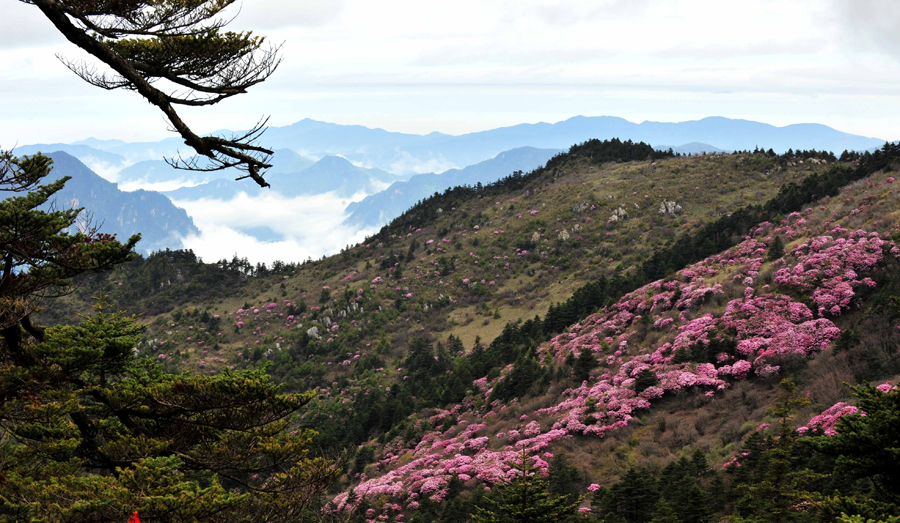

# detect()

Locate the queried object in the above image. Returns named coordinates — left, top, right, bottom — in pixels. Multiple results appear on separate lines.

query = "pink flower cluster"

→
left=797, top=402, right=861, bottom=436
left=774, top=232, right=888, bottom=316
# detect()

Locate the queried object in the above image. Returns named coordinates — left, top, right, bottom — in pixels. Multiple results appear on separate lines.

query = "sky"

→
left=3, top=0, right=900, bottom=264
left=3, top=0, right=900, bottom=146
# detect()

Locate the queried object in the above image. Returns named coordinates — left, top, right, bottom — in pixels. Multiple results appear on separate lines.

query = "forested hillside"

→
left=40, top=140, right=900, bottom=523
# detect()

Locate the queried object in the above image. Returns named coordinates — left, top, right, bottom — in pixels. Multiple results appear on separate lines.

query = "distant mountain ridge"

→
left=255, top=116, right=884, bottom=174
left=164, top=155, right=407, bottom=201
left=118, top=148, right=317, bottom=188
left=344, top=146, right=562, bottom=228
left=21, top=116, right=887, bottom=182
left=41, top=152, right=198, bottom=253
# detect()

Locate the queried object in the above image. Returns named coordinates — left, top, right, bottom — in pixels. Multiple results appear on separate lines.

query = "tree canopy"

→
left=24, top=0, right=281, bottom=187
left=0, top=153, right=338, bottom=521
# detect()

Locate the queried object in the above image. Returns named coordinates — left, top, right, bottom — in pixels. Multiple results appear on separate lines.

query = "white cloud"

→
left=389, top=152, right=458, bottom=175
left=3, top=0, right=900, bottom=144
left=172, top=191, right=378, bottom=265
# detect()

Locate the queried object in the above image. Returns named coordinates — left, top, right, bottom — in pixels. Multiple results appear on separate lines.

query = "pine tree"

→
left=598, top=468, right=660, bottom=523
left=768, top=235, right=786, bottom=261
left=0, top=154, right=338, bottom=521
left=733, top=378, right=821, bottom=523
left=805, top=383, right=900, bottom=507
left=548, top=454, right=583, bottom=504
left=0, top=151, right=139, bottom=362
left=26, top=0, right=281, bottom=186
left=573, top=347, right=599, bottom=383
left=473, top=449, right=582, bottom=523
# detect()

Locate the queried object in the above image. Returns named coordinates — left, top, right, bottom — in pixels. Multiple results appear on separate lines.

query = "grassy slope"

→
left=43, top=149, right=900, bottom=506
left=335, top=166, right=900, bottom=505
left=55, top=152, right=829, bottom=375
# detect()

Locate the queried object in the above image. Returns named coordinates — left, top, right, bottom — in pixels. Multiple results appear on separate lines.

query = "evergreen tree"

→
left=0, top=152, right=139, bottom=363
left=26, top=0, right=281, bottom=186
left=598, top=468, right=660, bottom=523
left=805, top=383, right=900, bottom=507
left=473, top=449, right=582, bottom=523
left=0, top=154, right=338, bottom=521
left=733, top=379, right=820, bottom=523
left=634, top=369, right=659, bottom=393
left=548, top=454, right=583, bottom=504
left=768, top=235, right=786, bottom=261
left=573, top=347, right=599, bottom=383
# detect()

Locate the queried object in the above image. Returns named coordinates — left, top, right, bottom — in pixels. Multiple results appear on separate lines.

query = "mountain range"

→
left=13, top=115, right=891, bottom=258
left=118, top=148, right=318, bottom=188
left=22, top=116, right=886, bottom=185
left=164, top=154, right=406, bottom=201
left=40, top=152, right=198, bottom=253
left=344, top=146, right=563, bottom=227
left=250, top=115, right=884, bottom=174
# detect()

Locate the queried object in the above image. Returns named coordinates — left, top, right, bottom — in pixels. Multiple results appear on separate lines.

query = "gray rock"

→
left=608, top=206, right=628, bottom=223
left=658, top=200, right=683, bottom=216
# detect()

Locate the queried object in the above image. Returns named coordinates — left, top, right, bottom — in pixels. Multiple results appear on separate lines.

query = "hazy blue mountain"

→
left=13, top=143, right=126, bottom=170
left=71, top=137, right=128, bottom=150
left=654, top=142, right=725, bottom=155
left=259, top=116, right=884, bottom=174
left=103, top=136, right=185, bottom=163
left=264, top=155, right=399, bottom=197
left=40, top=152, right=198, bottom=253
left=118, top=148, right=316, bottom=188
left=344, top=146, right=562, bottom=228
left=25, top=116, right=887, bottom=178
left=166, top=155, right=405, bottom=201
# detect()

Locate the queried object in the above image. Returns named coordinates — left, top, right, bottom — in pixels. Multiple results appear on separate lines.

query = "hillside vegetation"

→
left=42, top=140, right=900, bottom=523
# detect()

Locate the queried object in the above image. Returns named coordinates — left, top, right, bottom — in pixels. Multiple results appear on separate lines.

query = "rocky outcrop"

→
left=558, top=229, right=571, bottom=241
left=608, top=207, right=628, bottom=223
left=658, top=200, right=683, bottom=216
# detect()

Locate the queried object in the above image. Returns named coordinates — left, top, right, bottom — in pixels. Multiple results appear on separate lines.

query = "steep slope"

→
left=345, top=146, right=563, bottom=228
left=13, top=143, right=127, bottom=176
left=42, top=151, right=198, bottom=252
left=44, top=142, right=900, bottom=520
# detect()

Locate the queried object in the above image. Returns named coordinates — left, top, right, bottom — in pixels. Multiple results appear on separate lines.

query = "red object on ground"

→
left=128, top=512, right=140, bottom=523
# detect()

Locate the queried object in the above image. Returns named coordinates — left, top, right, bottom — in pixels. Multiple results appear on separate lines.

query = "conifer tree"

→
left=733, top=378, right=820, bottom=523
left=767, top=235, right=786, bottom=261
left=473, top=449, right=582, bottom=523
left=573, top=347, right=599, bottom=383
left=805, top=383, right=900, bottom=507
left=0, top=153, right=339, bottom=521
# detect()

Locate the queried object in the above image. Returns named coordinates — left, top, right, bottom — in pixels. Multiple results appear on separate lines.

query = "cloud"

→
left=223, top=0, right=344, bottom=30
left=389, top=152, right=458, bottom=175
left=0, top=2, right=67, bottom=49
left=172, top=190, right=378, bottom=265
left=832, top=0, right=900, bottom=59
